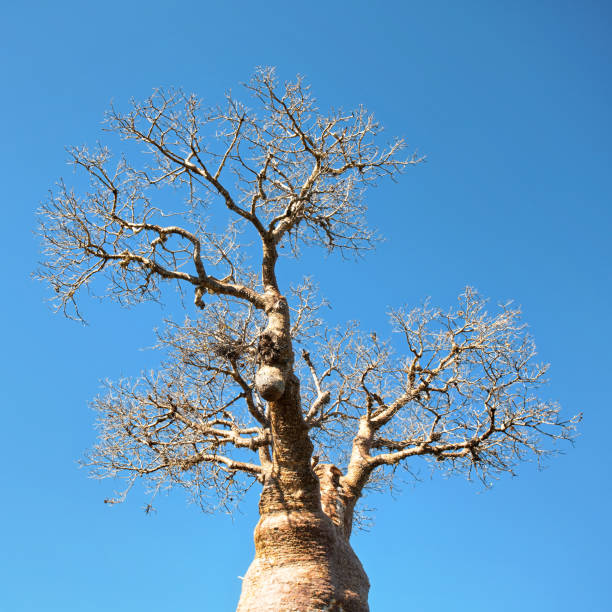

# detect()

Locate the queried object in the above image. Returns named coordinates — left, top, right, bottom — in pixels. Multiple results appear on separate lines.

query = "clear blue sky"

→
left=2, top=1, right=610, bottom=610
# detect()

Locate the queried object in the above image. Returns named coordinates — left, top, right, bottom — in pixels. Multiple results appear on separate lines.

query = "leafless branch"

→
left=38, top=70, right=575, bottom=530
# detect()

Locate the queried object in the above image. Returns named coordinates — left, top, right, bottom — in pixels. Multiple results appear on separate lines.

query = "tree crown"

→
left=37, top=68, right=578, bottom=519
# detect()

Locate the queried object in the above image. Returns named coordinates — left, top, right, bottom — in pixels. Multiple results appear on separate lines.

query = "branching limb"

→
left=298, top=289, right=579, bottom=512
left=180, top=451, right=263, bottom=477
left=37, top=146, right=265, bottom=319
left=302, top=349, right=331, bottom=423
left=86, top=300, right=272, bottom=509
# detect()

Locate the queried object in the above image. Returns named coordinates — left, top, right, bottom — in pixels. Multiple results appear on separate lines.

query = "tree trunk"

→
left=239, top=292, right=370, bottom=611
left=235, top=463, right=370, bottom=612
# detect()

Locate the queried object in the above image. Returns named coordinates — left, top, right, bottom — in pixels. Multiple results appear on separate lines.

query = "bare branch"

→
left=338, top=289, right=580, bottom=502
left=37, top=70, right=575, bottom=539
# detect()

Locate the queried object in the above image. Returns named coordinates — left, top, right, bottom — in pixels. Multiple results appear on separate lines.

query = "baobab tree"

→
left=37, top=68, right=578, bottom=612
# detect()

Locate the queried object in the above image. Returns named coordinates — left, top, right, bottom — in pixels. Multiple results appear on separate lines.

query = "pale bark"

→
left=237, top=460, right=369, bottom=612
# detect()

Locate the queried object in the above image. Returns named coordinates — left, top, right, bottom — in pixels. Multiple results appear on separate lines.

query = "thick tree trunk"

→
left=236, top=464, right=370, bottom=612
left=239, top=291, right=370, bottom=611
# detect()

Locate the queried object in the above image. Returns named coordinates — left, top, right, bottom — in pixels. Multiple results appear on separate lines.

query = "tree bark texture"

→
left=236, top=458, right=370, bottom=612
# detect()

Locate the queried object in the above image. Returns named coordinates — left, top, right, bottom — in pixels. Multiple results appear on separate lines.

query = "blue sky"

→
left=1, top=1, right=611, bottom=610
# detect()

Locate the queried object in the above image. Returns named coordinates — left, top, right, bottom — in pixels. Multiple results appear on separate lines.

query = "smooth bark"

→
left=237, top=456, right=369, bottom=611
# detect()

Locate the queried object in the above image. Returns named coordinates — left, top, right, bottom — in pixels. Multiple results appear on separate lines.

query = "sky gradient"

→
left=2, top=2, right=611, bottom=610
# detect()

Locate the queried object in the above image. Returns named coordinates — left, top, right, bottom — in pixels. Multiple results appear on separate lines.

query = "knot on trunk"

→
left=255, top=329, right=292, bottom=401
left=255, top=365, right=285, bottom=401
